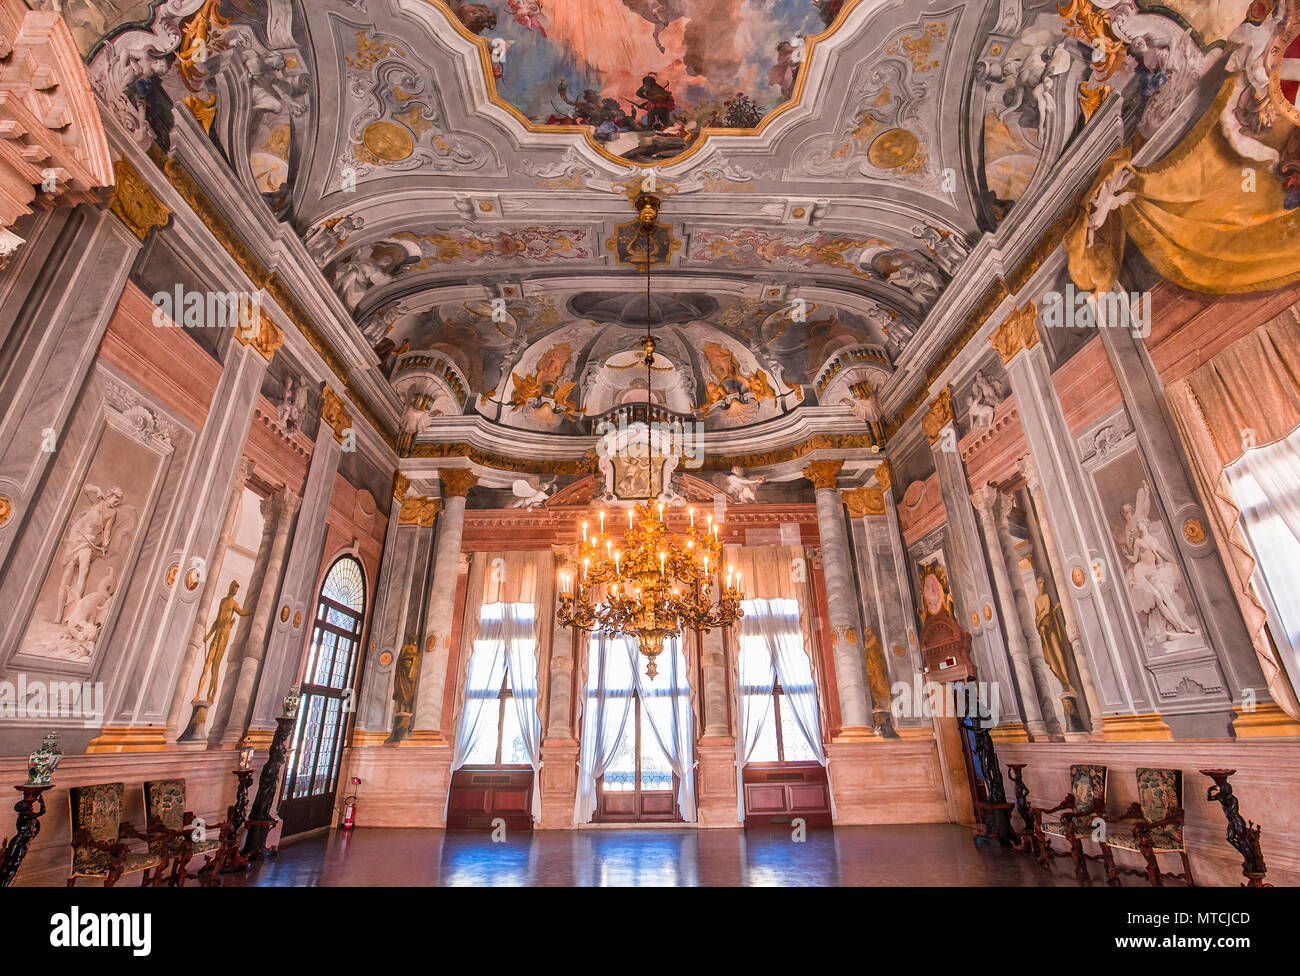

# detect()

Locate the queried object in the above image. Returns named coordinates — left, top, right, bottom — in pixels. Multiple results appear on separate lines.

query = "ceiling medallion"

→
left=867, top=128, right=920, bottom=169
left=360, top=120, right=415, bottom=163
left=559, top=195, right=743, bottom=678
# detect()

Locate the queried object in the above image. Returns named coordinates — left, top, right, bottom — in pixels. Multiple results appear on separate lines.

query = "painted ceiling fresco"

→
left=65, top=0, right=1272, bottom=446
left=443, top=0, right=853, bottom=162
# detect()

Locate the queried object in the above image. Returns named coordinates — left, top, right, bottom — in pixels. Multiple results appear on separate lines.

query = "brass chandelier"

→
left=557, top=194, right=744, bottom=678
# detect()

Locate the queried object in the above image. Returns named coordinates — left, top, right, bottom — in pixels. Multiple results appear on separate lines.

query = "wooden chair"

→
left=144, top=779, right=222, bottom=887
left=1097, top=767, right=1195, bottom=887
left=1031, top=763, right=1107, bottom=874
left=67, top=783, right=165, bottom=887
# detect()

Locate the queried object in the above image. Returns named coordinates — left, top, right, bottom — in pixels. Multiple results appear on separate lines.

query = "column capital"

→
left=991, top=302, right=1041, bottom=364
left=319, top=384, right=353, bottom=442
left=397, top=496, right=441, bottom=527
left=236, top=456, right=256, bottom=489
left=922, top=387, right=954, bottom=442
left=970, top=483, right=1001, bottom=516
left=1016, top=453, right=1040, bottom=489
left=842, top=485, right=886, bottom=518
left=439, top=468, right=478, bottom=497
left=107, top=157, right=171, bottom=242
left=393, top=470, right=410, bottom=500
left=802, top=459, right=843, bottom=490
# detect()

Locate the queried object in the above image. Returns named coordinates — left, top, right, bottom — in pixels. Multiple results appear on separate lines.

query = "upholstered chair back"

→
left=1135, top=767, right=1184, bottom=850
left=1068, top=764, right=1107, bottom=814
left=69, top=782, right=125, bottom=866
left=145, top=779, right=188, bottom=832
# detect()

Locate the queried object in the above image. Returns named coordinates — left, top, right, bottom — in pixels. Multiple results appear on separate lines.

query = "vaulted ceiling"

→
left=66, top=0, right=1160, bottom=443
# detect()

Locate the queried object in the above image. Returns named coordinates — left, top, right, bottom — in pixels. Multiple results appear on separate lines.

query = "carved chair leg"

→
left=1180, top=850, right=1195, bottom=887
left=1065, top=824, right=1086, bottom=875
left=1032, top=818, right=1051, bottom=866
left=105, top=867, right=123, bottom=888
left=66, top=876, right=75, bottom=887
left=1138, top=838, right=1161, bottom=887
left=1098, top=841, right=1119, bottom=886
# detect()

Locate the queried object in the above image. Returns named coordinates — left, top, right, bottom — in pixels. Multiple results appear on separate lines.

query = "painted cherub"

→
left=508, top=0, right=548, bottom=36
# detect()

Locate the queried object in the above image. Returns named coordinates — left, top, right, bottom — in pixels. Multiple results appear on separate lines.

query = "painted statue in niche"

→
left=19, top=427, right=154, bottom=663
left=1034, top=576, right=1084, bottom=731
left=1115, top=482, right=1199, bottom=646
left=195, top=581, right=251, bottom=703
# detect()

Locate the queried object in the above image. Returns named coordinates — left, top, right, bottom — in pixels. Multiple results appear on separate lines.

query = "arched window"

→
left=280, top=555, right=366, bottom=836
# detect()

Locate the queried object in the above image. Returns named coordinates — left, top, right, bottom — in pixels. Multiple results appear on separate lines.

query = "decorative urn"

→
left=238, top=735, right=256, bottom=771
left=282, top=685, right=302, bottom=720
left=26, top=731, right=62, bottom=786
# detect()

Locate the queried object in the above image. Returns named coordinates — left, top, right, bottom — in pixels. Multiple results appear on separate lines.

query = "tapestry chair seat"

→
left=68, top=782, right=165, bottom=887
left=145, top=778, right=222, bottom=886
left=1097, top=767, right=1195, bottom=886
left=1030, top=763, right=1107, bottom=873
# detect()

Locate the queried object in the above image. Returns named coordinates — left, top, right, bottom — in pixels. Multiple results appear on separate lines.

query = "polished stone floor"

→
left=228, top=824, right=1095, bottom=886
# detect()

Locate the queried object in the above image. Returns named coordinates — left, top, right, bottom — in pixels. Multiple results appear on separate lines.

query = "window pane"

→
left=603, top=711, right=637, bottom=791
left=499, top=701, right=529, bottom=765
left=639, top=704, right=673, bottom=791
left=749, top=702, right=780, bottom=762
left=463, top=708, right=500, bottom=766
left=777, top=693, right=816, bottom=762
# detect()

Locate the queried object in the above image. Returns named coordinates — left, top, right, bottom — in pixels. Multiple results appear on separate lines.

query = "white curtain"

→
left=573, top=632, right=636, bottom=824
left=1227, top=425, right=1300, bottom=692
left=735, top=620, right=776, bottom=821
left=451, top=552, right=545, bottom=821
left=630, top=637, right=697, bottom=822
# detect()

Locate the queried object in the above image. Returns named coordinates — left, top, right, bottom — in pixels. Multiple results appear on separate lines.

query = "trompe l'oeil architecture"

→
left=0, top=0, right=1298, bottom=890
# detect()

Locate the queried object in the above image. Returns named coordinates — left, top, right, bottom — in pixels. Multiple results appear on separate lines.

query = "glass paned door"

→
left=280, top=557, right=365, bottom=836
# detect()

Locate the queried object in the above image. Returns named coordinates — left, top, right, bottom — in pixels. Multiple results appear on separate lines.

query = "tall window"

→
left=738, top=597, right=821, bottom=764
left=281, top=556, right=366, bottom=830
left=1227, top=427, right=1300, bottom=685
left=455, top=602, right=538, bottom=768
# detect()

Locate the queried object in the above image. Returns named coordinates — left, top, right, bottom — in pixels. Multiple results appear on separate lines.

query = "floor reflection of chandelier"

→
left=557, top=193, right=744, bottom=678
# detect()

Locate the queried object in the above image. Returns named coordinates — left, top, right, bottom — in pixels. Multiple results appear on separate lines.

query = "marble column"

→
left=992, top=303, right=1155, bottom=719
left=413, top=468, right=477, bottom=736
left=539, top=546, right=582, bottom=827
left=354, top=489, right=440, bottom=741
left=168, top=456, right=254, bottom=741
left=1017, top=454, right=1104, bottom=733
left=102, top=318, right=282, bottom=737
left=922, top=389, right=1024, bottom=727
left=0, top=206, right=139, bottom=572
left=971, top=485, right=1051, bottom=739
left=699, top=625, right=731, bottom=738
left=842, top=485, right=901, bottom=736
left=545, top=547, right=578, bottom=739
left=247, top=387, right=350, bottom=733
left=803, top=460, right=873, bottom=734
left=214, top=488, right=300, bottom=746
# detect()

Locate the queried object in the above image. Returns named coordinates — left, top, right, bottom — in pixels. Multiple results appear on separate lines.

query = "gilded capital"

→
left=874, top=459, right=893, bottom=492
left=439, top=468, right=478, bottom=497
left=233, top=305, right=284, bottom=361
left=842, top=485, right=886, bottom=518
left=320, top=384, right=353, bottom=443
left=108, top=158, right=171, bottom=241
left=991, top=302, right=1040, bottom=364
left=802, top=459, right=844, bottom=490
left=922, top=387, right=954, bottom=443
left=398, top=496, right=441, bottom=527
left=393, top=471, right=410, bottom=500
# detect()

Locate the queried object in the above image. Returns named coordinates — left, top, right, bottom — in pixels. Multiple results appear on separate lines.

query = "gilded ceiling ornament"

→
left=440, top=469, right=478, bottom=497
left=918, top=562, right=953, bottom=624
left=398, top=496, right=441, bottom=527
left=1183, top=518, right=1206, bottom=545
left=107, top=158, right=172, bottom=241
left=886, top=21, right=949, bottom=72
left=1078, top=82, right=1113, bottom=122
left=867, top=128, right=923, bottom=171
left=393, top=472, right=411, bottom=500
left=842, top=486, right=886, bottom=518
left=183, top=93, right=218, bottom=134
left=1056, top=0, right=1127, bottom=82
left=0, top=496, right=9, bottom=526
left=922, top=386, right=954, bottom=442
left=802, top=459, right=844, bottom=490
left=320, top=385, right=353, bottom=443
left=990, top=302, right=1041, bottom=364
left=359, top=120, right=415, bottom=163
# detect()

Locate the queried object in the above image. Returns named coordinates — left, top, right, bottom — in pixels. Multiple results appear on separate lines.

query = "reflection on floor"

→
left=228, top=824, right=1095, bottom=886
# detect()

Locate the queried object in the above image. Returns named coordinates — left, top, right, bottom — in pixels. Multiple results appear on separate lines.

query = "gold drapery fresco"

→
left=1069, top=82, right=1300, bottom=295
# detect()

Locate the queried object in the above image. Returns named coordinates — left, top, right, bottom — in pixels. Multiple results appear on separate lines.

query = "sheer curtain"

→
left=732, top=546, right=832, bottom=820
left=630, top=637, right=697, bottom=822
left=451, top=553, right=545, bottom=820
left=574, top=632, right=636, bottom=824
left=1227, top=425, right=1300, bottom=692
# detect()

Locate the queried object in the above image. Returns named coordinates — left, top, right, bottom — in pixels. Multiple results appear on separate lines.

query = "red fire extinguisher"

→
left=341, top=777, right=361, bottom=830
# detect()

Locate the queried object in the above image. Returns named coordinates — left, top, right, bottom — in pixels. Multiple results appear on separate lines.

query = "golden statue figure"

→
left=862, top=626, right=898, bottom=737
left=392, top=635, right=420, bottom=716
left=196, top=581, right=251, bottom=703
left=1034, top=577, right=1073, bottom=692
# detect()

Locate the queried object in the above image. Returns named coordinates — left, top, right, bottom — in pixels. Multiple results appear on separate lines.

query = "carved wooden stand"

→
left=200, top=769, right=256, bottom=880
left=0, top=785, right=52, bottom=887
left=1005, top=763, right=1038, bottom=857
left=1200, top=768, right=1269, bottom=887
left=242, top=715, right=295, bottom=862
left=966, top=716, right=1015, bottom=846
